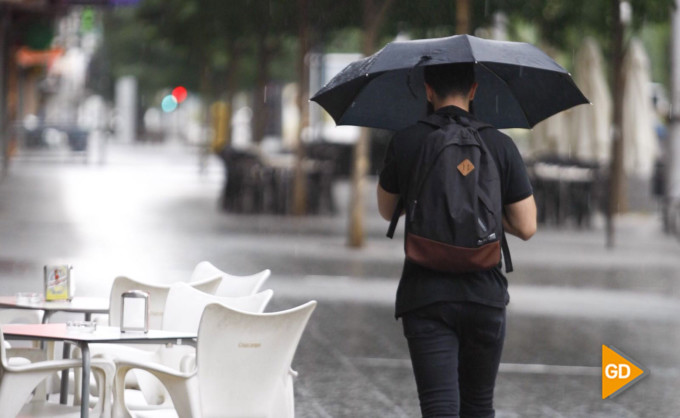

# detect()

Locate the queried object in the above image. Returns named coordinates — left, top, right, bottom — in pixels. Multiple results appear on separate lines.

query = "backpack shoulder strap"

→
left=501, top=230, right=513, bottom=273
left=386, top=197, right=404, bottom=239
left=387, top=114, right=449, bottom=238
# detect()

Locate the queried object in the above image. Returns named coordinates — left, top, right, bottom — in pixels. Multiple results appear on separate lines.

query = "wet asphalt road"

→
left=1, top=142, right=679, bottom=417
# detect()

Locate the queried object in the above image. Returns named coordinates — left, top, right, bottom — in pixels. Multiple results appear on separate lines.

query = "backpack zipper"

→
left=408, top=200, right=418, bottom=220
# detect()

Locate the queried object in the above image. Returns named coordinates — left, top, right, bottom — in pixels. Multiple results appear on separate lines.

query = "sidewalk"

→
left=1, top=141, right=679, bottom=417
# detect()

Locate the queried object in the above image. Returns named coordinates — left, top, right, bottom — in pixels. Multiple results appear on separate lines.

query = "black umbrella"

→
left=311, top=34, right=589, bottom=131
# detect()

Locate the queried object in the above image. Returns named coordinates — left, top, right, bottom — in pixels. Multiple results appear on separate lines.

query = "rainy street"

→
left=0, top=1, right=678, bottom=417
left=1, top=143, right=679, bottom=417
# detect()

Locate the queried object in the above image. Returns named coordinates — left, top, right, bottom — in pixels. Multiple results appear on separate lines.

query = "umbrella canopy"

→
left=311, top=34, right=589, bottom=131
left=571, top=37, right=612, bottom=163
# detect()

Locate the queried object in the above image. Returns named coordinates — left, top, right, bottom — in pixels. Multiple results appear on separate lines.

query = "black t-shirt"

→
left=379, top=105, right=534, bottom=318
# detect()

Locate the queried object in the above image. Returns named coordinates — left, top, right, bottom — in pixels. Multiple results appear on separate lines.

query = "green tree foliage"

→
left=492, top=0, right=673, bottom=55
left=97, top=0, right=674, bottom=104
left=97, top=8, right=197, bottom=103
left=386, top=1, right=497, bottom=38
left=641, top=22, right=671, bottom=88
left=100, top=0, right=301, bottom=101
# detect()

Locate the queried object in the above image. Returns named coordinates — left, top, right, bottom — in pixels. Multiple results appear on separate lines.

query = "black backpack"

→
left=387, top=113, right=512, bottom=273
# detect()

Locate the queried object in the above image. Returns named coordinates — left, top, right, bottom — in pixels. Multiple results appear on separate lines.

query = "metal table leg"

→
left=41, top=310, right=55, bottom=324
left=40, top=311, right=55, bottom=351
left=81, top=342, right=90, bottom=418
left=60, top=342, right=71, bottom=404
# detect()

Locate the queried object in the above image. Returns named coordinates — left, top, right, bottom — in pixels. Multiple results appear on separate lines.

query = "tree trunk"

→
left=198, top=55, right=214, bottom=172
left=292, top=0, right=310, bottom=216
left=221, top=40, right=242, bottom=151
left=456, top=0, right=471, bottom=34
left=347, top=0, right=394, bottom=248
left=606, top=0, right=626, bottom=248
left=252, top=33, right=271, bottom=145
left=348, top=128, right=370, bottom=247
left=0, top=8, right=10, bottom=179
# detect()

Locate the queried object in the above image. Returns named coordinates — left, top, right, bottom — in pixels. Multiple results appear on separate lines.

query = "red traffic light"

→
left=172, top=86, right=187, bottom=103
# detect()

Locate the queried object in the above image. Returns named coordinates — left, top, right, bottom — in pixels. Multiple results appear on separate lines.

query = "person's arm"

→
left=503, top=194, right=537, bottom=240
left=377, top=184, right=400, bottom=221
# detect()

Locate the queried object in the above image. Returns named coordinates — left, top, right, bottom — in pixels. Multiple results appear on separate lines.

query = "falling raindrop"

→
left=495, top=96, right=499, bottom=114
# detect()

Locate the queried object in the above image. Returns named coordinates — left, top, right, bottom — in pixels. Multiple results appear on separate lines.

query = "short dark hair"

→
left=423, top=63, right=475, bottom=99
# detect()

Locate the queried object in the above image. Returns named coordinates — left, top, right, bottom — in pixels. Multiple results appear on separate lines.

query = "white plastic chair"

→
left=110, top=283, right=274, bottom=414
left=0, top=329, right=115, bottom=418
left=112, top=300, right=317, bottom=418
left=190, top=261, right=270, bottom=297
left=0, top=309, right=43, bottom=326
left=72, top=274, right=223, bottom=403
left=0, top=308, right=44, bottom=358
left=107, top=274, right=222, bottom=330
left=1, top=305, right=54, bottom=398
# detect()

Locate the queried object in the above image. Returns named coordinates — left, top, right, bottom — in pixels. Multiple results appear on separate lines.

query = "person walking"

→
left=377, top=62, right=537, bottom=417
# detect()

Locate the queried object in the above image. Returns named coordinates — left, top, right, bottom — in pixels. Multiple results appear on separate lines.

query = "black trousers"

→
left=402, top=302, right=506, bottom=418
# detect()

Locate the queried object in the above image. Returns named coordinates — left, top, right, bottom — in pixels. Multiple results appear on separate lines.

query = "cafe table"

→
left=0, top=296, right=109, bottom=323
left=2, top=323, right=197, bottom=418
left=0, top=295, right=111, bottom=400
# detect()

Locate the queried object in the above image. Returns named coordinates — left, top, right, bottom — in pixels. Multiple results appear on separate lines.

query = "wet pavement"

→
left=1, top=142, right=679, bottom=417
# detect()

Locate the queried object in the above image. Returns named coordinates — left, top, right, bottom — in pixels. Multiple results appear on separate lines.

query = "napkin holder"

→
left=120, top=290, right=149, bottom=333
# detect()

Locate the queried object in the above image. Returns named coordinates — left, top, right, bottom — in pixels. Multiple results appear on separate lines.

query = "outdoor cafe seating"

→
left=0, top=260, right=316, bottom=418
left=528, top=156, right=604, bottom=228
left=0, top=327, right=115, bottom=418
left=68, top=271, right=221, bottom=401
left=108, top=282, right=273, bottom=414
left=71, top=261, right=270, bottom=400
left=219, top=146, right=336, bottom=215
left=113, top=300, right=317, bottom=418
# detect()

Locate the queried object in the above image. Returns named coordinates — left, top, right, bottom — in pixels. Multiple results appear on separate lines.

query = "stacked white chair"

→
left=112, top=300, right=317, bottom=418
left=190, top=261, right=270, bottom=297
left=107, top=274, right=222, bottom=330
left=110, top=282, right=274, bottom=415
left=72, top=272, right=222, bottom=404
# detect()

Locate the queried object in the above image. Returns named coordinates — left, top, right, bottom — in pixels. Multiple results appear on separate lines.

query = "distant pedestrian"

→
left=377, top=63, right=536, bottom=417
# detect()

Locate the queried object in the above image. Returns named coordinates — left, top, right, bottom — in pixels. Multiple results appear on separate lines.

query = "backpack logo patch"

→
left=457, top=159, right=475, bottom=176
